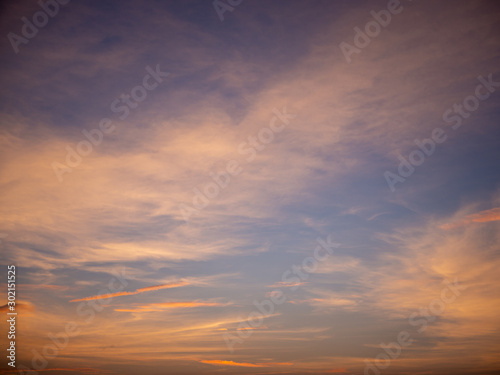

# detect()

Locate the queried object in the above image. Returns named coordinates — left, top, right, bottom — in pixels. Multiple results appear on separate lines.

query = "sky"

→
left=0, top=0, right=500, bottom=374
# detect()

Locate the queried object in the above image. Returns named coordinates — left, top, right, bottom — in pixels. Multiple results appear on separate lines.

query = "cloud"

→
left=199, top=360, right=293, bottom=368
left=200, top=360, right=264, bottom=368
left=114, top=301, right=228, bottom=312
left=300, top=297, right=358, bottom=308
left=441, top=207, right=500, bottom=230
left=0, top=1, right=499, bottom=374
left=20, top=284, right=70, bottom=291
left=309, top=199, right=500, bottom=366
left=326, top=369, right=349, bottom=374
left=267, top=281, right=308, bottom=288
left=69, top=281, right=188, bottom=302
left=0, top=300, right=34, bottom=313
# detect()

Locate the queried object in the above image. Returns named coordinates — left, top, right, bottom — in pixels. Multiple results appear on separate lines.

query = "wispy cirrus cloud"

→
left=199, top=360, right=293, bottom=368
left=69, top=281, right=188, bottom=302
left=441, top=207, right=500, bottom=230
left=19, top=284, right=70, bottom=291
left=1, top=1, right=499, bottom=374
left=114, top=301, right=229, bottom=312
left=200, top=360, right=264, bottom=368
left=267, top=281, right=308, bottom=288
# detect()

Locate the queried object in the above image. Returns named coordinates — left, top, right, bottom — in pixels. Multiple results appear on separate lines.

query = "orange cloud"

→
left=200, top=360, right=293, bottom=368
left=135, top=282, right=189, bottom=293
left=200, top=360, right=264, bottom=367
left=69, top=281, right=188, bottom=302
left=236, top=326, right=261, bottom=331
left=326, top=368, right=349, bottom=373
left=152, top=301, right=224, bottom=308
left=441, top=207, right=500, bottom=230
left=0, top=300, right=34, bottom=312
left=114, top=301, right=227, bottom=312
left=20, top=284, right=70, bottom=291
left=114, top=308, right=163, bottom=312
left=467, top=207, right=500, bottom=223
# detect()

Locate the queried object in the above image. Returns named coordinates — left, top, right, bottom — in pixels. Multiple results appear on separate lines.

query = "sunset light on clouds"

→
left=69, top=281, right=189, bottom=302
left=1, top=1, right=500, bottom=374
